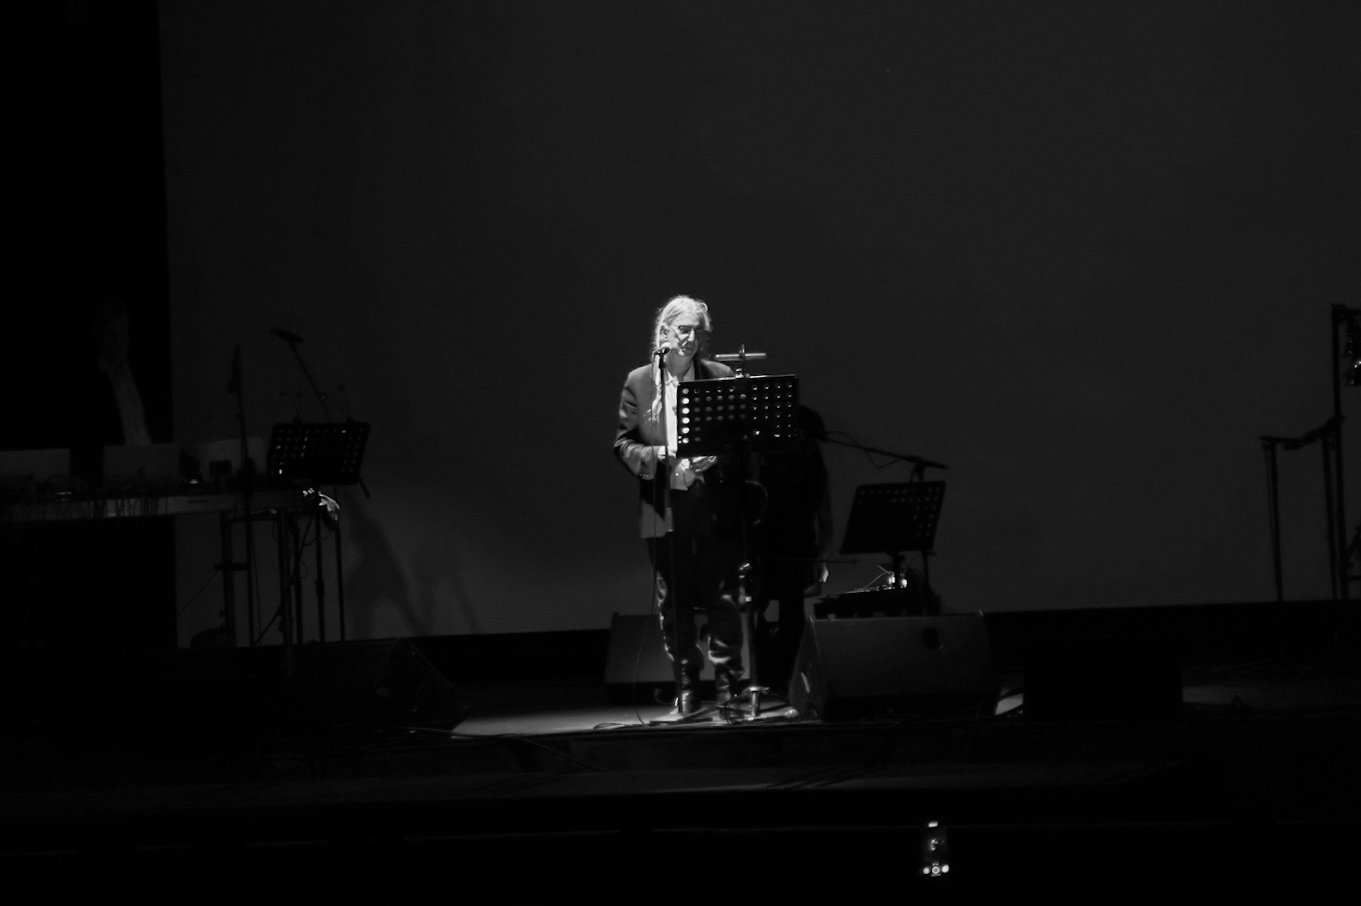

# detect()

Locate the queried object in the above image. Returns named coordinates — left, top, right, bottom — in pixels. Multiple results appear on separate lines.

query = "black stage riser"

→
left=114, top=639, right=470, bottom=747
left=1023, top=632, right=1183, bottom=721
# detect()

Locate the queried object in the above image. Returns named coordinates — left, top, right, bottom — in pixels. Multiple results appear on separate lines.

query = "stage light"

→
left=921, top=820, right=950, bottom=879
left=1342, top=305, right=1361, bottom=386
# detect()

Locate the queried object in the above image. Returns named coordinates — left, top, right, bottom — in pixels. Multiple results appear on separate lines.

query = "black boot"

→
left=677, top=689, right=701, bottom=716
left=675, top=661, right=702, bottom=716
left=716, top=668, right=746, bottom=707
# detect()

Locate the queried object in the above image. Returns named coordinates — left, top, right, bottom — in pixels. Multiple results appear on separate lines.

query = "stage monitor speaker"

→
left=789, top=614, right=998, bottom=721
left=279, top=638, right=471, bottom=733
left=1023, top=633, right=1182, bottom=721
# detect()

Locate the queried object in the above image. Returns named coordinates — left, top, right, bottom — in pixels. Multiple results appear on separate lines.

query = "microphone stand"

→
left=1261, top=435, right=1286, bottom=602
left=275, top=331, right=370, bottom=500
left=227, top=345, right=256, bottom=647
left=273, top=330, right=366, bottom=647
left=653, top=346, right=689, bottom=718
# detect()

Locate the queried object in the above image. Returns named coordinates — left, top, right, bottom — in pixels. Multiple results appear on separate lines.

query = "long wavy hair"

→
left=648, top=295, right=712, bottom=424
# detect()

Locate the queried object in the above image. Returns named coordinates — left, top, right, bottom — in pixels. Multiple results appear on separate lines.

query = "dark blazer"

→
left=614, top=358, right=735, bottom=534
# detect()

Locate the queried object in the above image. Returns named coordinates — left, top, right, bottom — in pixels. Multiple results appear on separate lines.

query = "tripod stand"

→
left=265, top=421, right=369, bottom=667
left=677, top=372, right=800, bottom=720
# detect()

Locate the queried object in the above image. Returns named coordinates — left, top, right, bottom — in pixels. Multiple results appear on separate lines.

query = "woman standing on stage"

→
left=613, top=296, right=744, bottom=716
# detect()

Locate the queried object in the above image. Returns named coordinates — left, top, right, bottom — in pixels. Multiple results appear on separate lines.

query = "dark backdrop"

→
left=3, top=3, right=176, bottom=678
left=158, top=1, right=1360, bottom=642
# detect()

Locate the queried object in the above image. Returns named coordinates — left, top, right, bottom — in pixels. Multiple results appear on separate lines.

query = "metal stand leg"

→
left=738, top=561, right=767, bottom=721
left=1264, top=439, right=1284, bottom=603
left=217, top=508, right=268, bottom=646
left=290, top=516, right=305, bottom=645
left=314, top=510, right=326, bottom=643
left=218, top=512, right=237, bottom=644
left=335, top=512, right=346, bottom=642
left=277, top=510, right=293, bottom=675
left=1323, top=434, right=1339, bottom=600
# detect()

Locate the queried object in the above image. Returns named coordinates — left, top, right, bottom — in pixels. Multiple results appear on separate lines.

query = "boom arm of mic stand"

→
left=282, top=340, right=337, bottom=423
left=819, top=435, right=949, bottom=473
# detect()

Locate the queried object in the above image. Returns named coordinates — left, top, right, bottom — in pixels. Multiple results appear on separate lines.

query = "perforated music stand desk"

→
left=840, top=481, right=946, bottom=592
left=267, top=422, right=370, bottom=485
left=676, top=374, right=799, bottom=456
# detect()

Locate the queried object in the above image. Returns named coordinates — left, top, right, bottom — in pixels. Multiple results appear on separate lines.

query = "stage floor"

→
left=3, top=627, right=1361, bottom=895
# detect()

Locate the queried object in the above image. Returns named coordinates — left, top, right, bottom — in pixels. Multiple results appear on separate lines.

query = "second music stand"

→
left=839, top=481, right=946, bottom=613
left=266, top=422, right=370, bottom=486
left=264, top=421, right=370, bottom=654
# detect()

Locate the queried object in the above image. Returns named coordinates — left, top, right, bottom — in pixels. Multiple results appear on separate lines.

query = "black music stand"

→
left=678, top=374, right=799, bottom=720
left=840, top=481, right=946, bottom=612
left=267, top=422, right=370, bottom=486
left=266, top=422, right=370, bottom=652
left=677, top=374, right=799, bottom=456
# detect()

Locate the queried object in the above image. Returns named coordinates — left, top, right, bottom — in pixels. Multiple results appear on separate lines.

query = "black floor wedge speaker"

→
left=788, top=614, right=998, bottom=721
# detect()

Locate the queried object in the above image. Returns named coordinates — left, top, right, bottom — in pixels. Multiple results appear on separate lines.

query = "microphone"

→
left=655, top=345, right=672, bottom=358
left=272, top=328, right=303, bottom=345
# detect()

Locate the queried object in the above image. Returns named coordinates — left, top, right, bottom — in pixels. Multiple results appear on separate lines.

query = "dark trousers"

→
left=647, top=481, right=744, bottom=685
left=757, top=559, right=812, bottom=693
